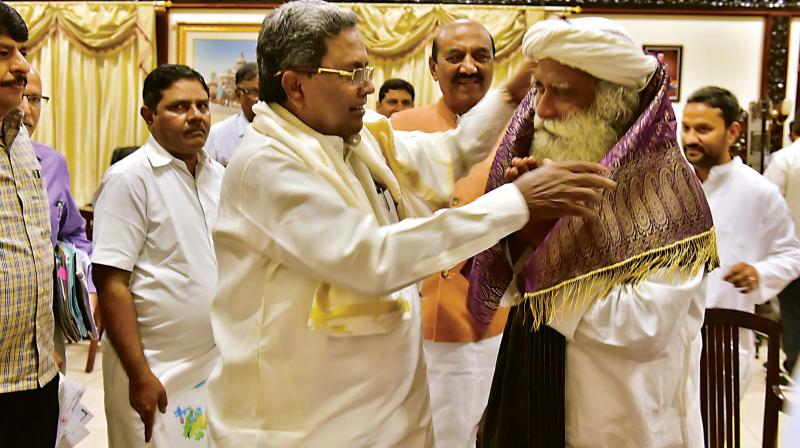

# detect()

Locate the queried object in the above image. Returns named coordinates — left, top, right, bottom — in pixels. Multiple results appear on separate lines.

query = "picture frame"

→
left=176, top=23, right=261, bottom=123
left=642, top=45, right=683, bottom=102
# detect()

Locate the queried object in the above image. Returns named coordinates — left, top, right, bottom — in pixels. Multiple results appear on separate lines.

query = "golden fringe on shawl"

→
left=524, top=230, right=718, bottom=329
left=468, top=63, right=719, bottom=329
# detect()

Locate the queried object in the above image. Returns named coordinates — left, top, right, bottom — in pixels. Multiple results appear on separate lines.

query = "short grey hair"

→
left=258, top=0, right=359, bottom=103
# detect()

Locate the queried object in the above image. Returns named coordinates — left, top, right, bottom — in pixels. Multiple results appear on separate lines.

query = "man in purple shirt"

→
left=20, top=67, right=92, bottom=371
left=22, top=69, right=91, bottom=252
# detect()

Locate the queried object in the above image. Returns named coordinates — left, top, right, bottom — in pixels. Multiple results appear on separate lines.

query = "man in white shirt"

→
left=205, top=62, right=258, bottom=166
left=206, top=1, right=615, bottom=446
left=92, top=64, right=224, bottom=447
left=683, top=86, right=800, bottom=388
left=764, top=125, right=800, bottom=375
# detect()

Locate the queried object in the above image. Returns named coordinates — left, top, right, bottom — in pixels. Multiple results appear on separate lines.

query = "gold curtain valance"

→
left=8, top=2, right=157, bottom=204
left=9, top=2, right=153, bottom=55
left=342, top=4, right=577, bottom=60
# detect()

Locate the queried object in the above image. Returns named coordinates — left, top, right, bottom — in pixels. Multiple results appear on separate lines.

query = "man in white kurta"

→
left=683, top=86, right=800, bottom=388
left=495, top=272, right=708, bottom=446
left=93, top=65, right=224, bottom=447
left=478, top=18, right=714, bottom=447
left=207, top=2, right=616, bottom=447
left=765, top=140, right=800, bottom=374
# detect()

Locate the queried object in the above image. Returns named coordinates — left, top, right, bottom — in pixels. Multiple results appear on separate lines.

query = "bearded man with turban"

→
left=468, top=17, right=719, bottom=447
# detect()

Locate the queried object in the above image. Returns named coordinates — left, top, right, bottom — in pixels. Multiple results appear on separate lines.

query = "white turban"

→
left=522, top=17, right=657, bottom=89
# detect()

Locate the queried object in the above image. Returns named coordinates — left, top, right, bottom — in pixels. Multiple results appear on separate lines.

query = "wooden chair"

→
left=700, top=308, right=783, bottom=448
left=79, top=206, right=103, bottom=373
left=79, top=206, right=93, bottom=240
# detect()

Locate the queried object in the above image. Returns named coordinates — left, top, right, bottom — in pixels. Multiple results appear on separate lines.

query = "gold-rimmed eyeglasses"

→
left=236, top=87, right=259, bottom=99
left=275, top=66, right=375, bottom=86
left=22, top=94, right=49, bottom=107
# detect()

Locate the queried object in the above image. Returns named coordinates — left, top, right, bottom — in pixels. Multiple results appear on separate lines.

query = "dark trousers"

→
left=779, top=277, right=800, bottom=374
left=0, top=374, right=59, bottom=448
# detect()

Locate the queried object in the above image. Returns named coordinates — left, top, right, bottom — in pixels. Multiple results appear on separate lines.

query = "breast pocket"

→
left=146, top=213, right=190, bottom=273
left=17, top=170, right=51, bottom=239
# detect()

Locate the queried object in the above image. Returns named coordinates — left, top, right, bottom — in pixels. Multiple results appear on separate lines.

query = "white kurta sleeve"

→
left=91, top=171, right=147, bottom=272
left=226, top=148, right=529, bottom=298
left=548, top=270, right=707, bottom=362
left=751, top=190, right=800, bottom=302
left=392, top=89, right=516, bottom=208
left=764, top=153, right=788, bottom=195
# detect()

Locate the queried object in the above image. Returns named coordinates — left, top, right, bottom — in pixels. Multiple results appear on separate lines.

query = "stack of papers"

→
left=56, top=374, right=93, bottom=447
left=53, top=242, right=98, bottom=342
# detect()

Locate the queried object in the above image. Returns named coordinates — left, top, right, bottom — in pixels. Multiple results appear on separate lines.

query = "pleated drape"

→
left=10, top=2, right=156, bottom=204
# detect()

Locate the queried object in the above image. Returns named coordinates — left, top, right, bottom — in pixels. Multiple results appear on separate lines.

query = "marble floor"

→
left=739, top=354, right=787, bottom=447
left=65, top=341, right=785, bottom=447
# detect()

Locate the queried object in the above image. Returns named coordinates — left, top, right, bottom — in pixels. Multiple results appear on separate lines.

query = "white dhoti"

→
left=424, top=334, right=502, bottom=448
left=103, top=343, right=218, bottom=448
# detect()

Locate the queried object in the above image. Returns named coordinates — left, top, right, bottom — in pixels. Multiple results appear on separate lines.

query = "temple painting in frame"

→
left=176, top=23, right=260, bottom=123
left=642, top=45, right=683, bottom=102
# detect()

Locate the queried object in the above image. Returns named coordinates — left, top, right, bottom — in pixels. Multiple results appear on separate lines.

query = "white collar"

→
left=235, top=111, right=251, bottom=138
left=707, top=156, right=741, bottom=176
left=144, top=135, right=211, bottom=169
left=702, top=156, right=742, bottom=188
left=320, top=134, right=356, bottom=162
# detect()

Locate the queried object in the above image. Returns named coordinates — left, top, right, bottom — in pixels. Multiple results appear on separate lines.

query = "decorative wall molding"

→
left=766, top=16, right=790, bottom=104
left=764, top=15, right=791, bottom=150
left=326, top=0, right=800, bottom=11
left=169, top=0, right=800, bottom=11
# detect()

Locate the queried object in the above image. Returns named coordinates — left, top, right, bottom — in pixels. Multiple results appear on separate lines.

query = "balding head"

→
left=429, top=19, right=495, bottom=116
left=21, top=68, right=42, bottom=136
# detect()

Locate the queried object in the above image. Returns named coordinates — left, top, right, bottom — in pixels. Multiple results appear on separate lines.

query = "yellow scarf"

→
left=251, top=102, right=449, bottom=336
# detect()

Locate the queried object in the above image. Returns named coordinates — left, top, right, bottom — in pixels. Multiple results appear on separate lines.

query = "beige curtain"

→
left=340, top=4, right=576, bottom=109
left=10, top=2, right=156, bottom=204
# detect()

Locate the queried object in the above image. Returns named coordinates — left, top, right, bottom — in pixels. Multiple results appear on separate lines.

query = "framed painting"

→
left=643, top=45, right=683, bottom=102
left=176, top=23, right=261, bottom=123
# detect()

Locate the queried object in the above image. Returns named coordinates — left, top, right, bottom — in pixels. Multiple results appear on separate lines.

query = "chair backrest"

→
left=78, top=207, right=93, bottom=241
left=110, top=146, right=139, bottom=166
left=700, top=308, right=782, bottom=448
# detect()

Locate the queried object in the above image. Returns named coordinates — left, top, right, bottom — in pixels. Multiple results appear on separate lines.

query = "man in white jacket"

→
left=206, top=1, right=615, bottom=446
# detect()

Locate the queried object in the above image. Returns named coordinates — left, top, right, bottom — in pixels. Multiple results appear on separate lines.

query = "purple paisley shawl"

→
left=467, top=63, right=719, bottom=329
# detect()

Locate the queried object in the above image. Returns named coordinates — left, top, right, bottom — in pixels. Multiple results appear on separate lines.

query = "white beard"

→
left=532, top=80, right=639, bottom=163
